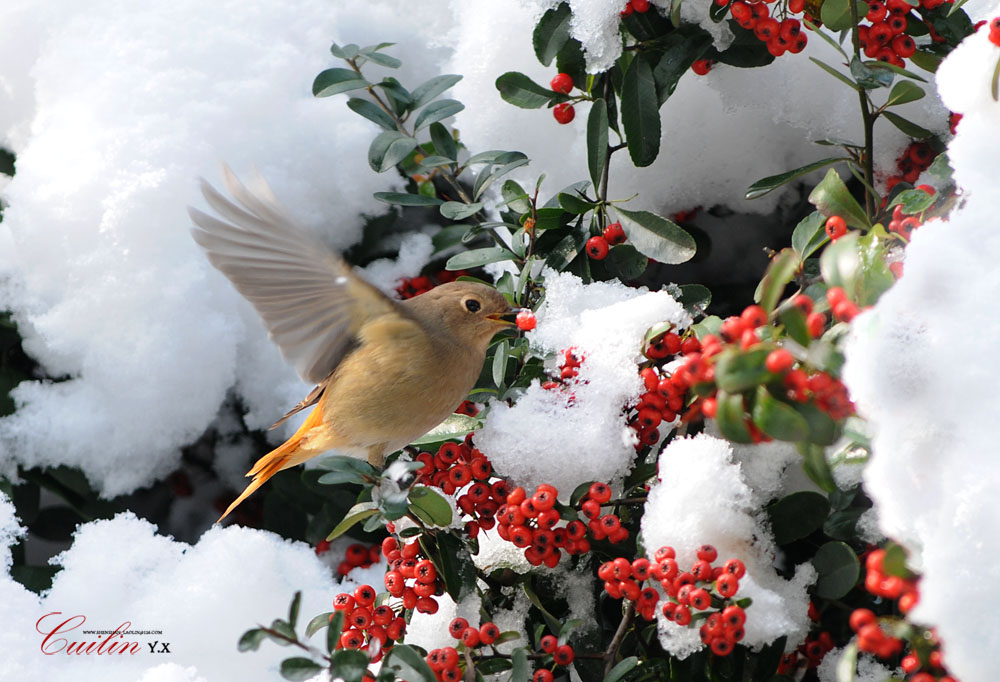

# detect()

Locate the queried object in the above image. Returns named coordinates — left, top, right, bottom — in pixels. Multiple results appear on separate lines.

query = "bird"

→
left=188, top=166, right=515, bottom=522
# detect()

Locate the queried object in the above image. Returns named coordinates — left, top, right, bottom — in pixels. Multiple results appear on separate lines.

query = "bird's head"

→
left=406, top=281, right=516, bottom=350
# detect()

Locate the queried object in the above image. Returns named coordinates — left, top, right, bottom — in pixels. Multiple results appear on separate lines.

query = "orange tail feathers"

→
left=217, top=406, right=326, bottom=523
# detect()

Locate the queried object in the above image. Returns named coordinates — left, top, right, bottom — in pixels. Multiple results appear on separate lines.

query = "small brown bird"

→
left=189, top=167, right=514, bottom=522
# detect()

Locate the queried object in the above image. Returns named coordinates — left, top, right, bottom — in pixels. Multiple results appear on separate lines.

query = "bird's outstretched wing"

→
left=189, top=165, right=404, bottom=386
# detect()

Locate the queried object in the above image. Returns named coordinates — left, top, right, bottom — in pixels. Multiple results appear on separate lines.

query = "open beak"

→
left=486, top=309, right=519, bottom=326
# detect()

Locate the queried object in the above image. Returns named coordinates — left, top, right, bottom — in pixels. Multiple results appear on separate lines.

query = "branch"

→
left=603, top=599, right=636, bottom=677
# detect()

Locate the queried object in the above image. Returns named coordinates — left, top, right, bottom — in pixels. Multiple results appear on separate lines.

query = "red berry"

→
left=723, top=558, right=746, bottom=579
left=603, top=221, right=627, bottom=245
left=550, top=72, right=574, bottom=94
left=480, top=622, right=500, bottom=644
left=765, top=348, right=794, bottom=373
left=849, top=608, right=876, bottom=631
left=740, top=305, right=767, bottom=329
left=533, top=670, right=554, bottom=682
left=516, top=310, right=537, bottom=331
left=696, top=544, right=718, bottom=562
left=825, top=215, right=847, bottom=240
left=448, top=617, right=469, bottom=639
left=632, top=0, right=651, bottom=11
left=540, top=634, right=558, bottom=653
left=691, top=59, right=713, bottom=75
left=461, top=627, right=480, bottom=647
left=333, top=593, right=356, bottom=611
left=586, top=235, right=610, bottom=260
left=717, top=573, right=739, bottom=597
left=553, top=102, right=575, bottom=124
left=806, top=311, right=826, bottom=338
left=554, top=644, right=575, bottom=665
left=588, top=481, right=612, bottom=503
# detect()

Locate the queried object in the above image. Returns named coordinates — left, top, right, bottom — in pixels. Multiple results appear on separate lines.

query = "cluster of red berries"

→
left=990, top=16, right=1000, bottom=45
left=314, top=540, right=381, bottom=576
left=585, top=222, right=627, bottom=260
left=887, top=184, right=936, bottom=241
left=414, top=438, right=506, bottom=538
left=901, top=645, right=957, bottom=682
left=886, top=141, right=935, bottom=192
left=578, top=481, right=630, bottom=544
left=331, top=584, right=407, bottom=660
left=721, top=0, right=810, bottom=58
left=396, top=269, right=470, bottom=300
left=863, top=547, right=920, bottom=612
left=380, top=537, right=444, bottom=615
left=532, top=634, right=576, bottom=682
left=550, top=72, right=576, bottom=124
left=621, top=0, right=652, bottom=17
left=778, top=630, right=836, bottom=673
left=422, top=619, right=504, bottom=681
left=496, top=483, right=593, bottom=568
left=636, top=545, right=749, bottom=656
left=632, top=353, right=691, bottom=447
left=857, top=0, right=922, bottom=67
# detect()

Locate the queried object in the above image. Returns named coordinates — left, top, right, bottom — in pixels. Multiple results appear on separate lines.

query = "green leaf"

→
left=808, top=169, right=871, bottom=229
left=280, top=657, right=323, bottom=681
left=800, top=443, right=838, bottom=493
left=881, top=110, right=933, bottom=139
left=411, top=414, right=480, bottom=446
left=304, top=612, right=333, bottom=639
left=238, top=628, right=266, bottom=652
left=493, top=339, right=510, bottom=387
left=411, top=74, right=463, bottom=109
left=863, top=59, right=927, bottom=83
left=327, top=610, right=345, bottom=653
left=436, top=532, right=478, bottom=601
left=330, top=649, right=371, bottom=682
left=429, top=122, right=458, bottom=161
left=347, top=98, right=397, bottom=130
left=502, top=180, right=531, bottom=214
left=791, top=211, right=828, bottom=261
left=326, top=502, right=380, bottom=541
left=767, top=491, right=831, bottom=545
left=809, top=57, right=860, bottom=92
left=414, top=99, right=465, bottom=131
left=651, top=32, right=713, bottom=105
left=522, top=581, right=563, bottom=635
left=606, top=657, right=640, bottom=682
left=819, top=231, right=894, bottom=307
left=440, top=201, right=483, bottom=220
left=445, top=246, right=516, bottom=270
left=511, top=647, right=530, bottom=682
left=812, top=541, right=860, bottom=599
left=885, top=80, right=925, bottom=107
left=368, top=131, right=419, bottom=173
left=821, top=0, right=867, bottom=31
left=837, top=641, right=859, bottom=682
left=408, top=486, right=454, bottom=527
left=313, top=68, right=369, bottom=97
left=615, top=207, right=696, bottom=264
left=887, top=188, right=935, bottom=214
left=797, top=400, right=841, bottom=446
left=752, top=386, right=810, bottom=442
left=824, top=508, right=865, bottom=540
left=385, top=644, right=438, bottom=682
left=474, top=156, right=530, bottom=201
left=587, top=99, right=609, bottom=191
left=715, top=348, right=770, bottom=394
left=850, top=57, right=893, bottom=89
left=606, top=244, right=648, bottom=281
left=496, top=72, right=557, bottom=109
left=361, top=50, right=402, bottom=69
left=621, top=55, right=661, bottom=167
left=288, top=591, right=301, bottom=630
left=373, top=191, right=443, bottom=207
left=715, top=391, right=752, bottom=444
left=746, top=158, right=846, bottom=200
left=779, top=306, right=810, bottom=347
left=329, top=42, right=360, bottom=59
left=315, top=455, right=378, bottom=486
left=754, top=248, right=799, bottom=314
left=678, top=284, right=712, bottom=312
left=479, top=658, right=514, bottom=675
left=557, top=192, right=593, bottom=214
left=534, top=2, right=573, bottom=66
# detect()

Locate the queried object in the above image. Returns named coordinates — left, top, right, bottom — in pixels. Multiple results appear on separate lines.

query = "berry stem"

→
left=603, top=599, right=636, bottom=677
left=846, top=1, right=877, bottom=220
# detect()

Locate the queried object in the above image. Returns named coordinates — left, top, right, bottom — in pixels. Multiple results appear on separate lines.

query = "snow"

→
left=841, top=11, right=1000, bottom=682
left=641, top=434, right=815, bottom=657
left=476, top=270, right=689, bottom=495
left=0, top=499, right=350, bottom=682
left=816, top=647, right=898, bottom=682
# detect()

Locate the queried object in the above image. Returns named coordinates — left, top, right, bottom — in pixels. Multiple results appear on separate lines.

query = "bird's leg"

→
left=367, top=443, right=388, bottom=468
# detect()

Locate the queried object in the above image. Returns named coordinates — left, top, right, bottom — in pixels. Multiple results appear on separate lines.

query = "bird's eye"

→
left=464, top=298, right=482, bottom=313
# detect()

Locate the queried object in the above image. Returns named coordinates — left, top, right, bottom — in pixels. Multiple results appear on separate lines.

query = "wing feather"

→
left=189, top=166, right=404, bottom=385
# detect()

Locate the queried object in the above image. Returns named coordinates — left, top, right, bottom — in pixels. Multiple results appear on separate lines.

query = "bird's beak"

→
left=486, top=309, right=519, bottom=326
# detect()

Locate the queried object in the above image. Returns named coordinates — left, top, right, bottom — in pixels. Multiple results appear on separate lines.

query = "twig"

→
left=603, top=599, right=636, bottom=677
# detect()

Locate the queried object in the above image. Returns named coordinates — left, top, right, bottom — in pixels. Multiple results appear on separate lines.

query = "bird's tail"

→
left=217, top=406, right=326, bottom=523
